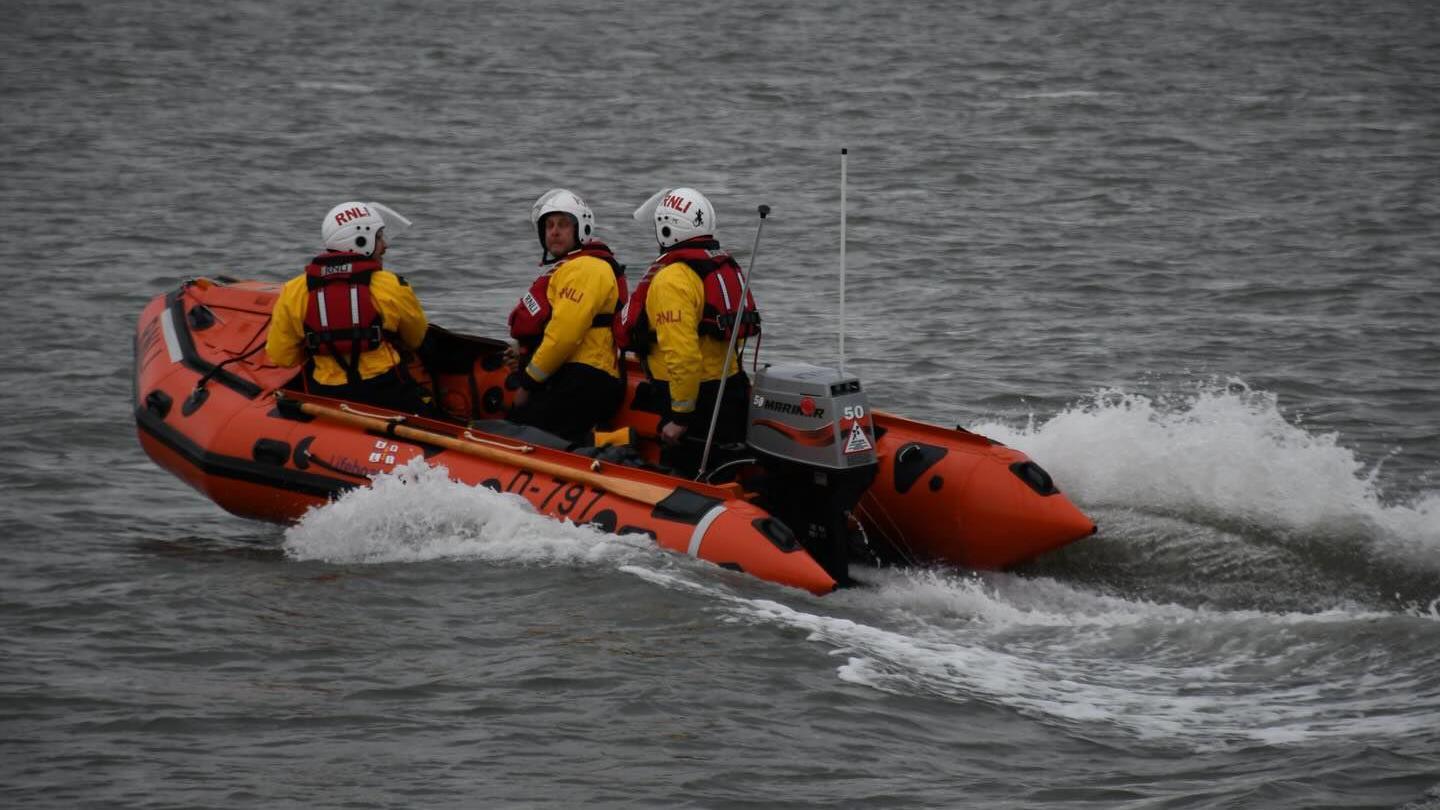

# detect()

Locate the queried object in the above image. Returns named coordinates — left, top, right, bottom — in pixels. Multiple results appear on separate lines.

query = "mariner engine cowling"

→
left=746, top=363, right=878, bottom=585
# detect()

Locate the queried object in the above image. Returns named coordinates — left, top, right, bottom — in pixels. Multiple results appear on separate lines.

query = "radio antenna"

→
left=839, top=147, right=848, bottom=376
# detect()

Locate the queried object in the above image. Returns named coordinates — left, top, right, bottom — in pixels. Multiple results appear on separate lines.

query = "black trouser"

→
left=653, top=371, right=751, bottom=476
left=510, top=362, right=623, bottom=445
left=307, top=367, right=434, bottom=415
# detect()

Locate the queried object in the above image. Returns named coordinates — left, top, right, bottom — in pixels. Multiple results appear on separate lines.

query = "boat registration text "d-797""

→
left=487, top=468, right=608, bottom=521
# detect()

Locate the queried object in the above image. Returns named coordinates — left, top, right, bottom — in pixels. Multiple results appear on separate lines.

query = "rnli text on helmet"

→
left=334, top=206, right=372, bottom=227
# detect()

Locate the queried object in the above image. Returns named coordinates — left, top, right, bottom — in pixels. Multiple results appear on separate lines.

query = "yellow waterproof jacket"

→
left=266, top=269, right=429, bottom=386
left=524, top=254, right=621, bottom=383
left=644, top=261, right=742, bottom=416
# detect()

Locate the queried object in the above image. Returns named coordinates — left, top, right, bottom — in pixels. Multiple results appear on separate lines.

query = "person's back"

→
left=266, top=201, right=433, bottom=414
left=505, top=188, right=626, bottom=444
left=619, top=187, right=758, bottom=473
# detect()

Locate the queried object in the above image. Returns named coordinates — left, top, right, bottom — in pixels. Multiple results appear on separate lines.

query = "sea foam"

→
left=971, top=381, right=1439, bottom=559
left=282, top=458, right=656, bottom=568
left=626, top=564, right=1436, bottom=749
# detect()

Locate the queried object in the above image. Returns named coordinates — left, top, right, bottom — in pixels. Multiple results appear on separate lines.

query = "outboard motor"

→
left=746, top=363, right=878, bottom=585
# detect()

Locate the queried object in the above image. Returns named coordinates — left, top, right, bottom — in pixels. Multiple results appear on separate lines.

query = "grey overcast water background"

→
left=3, top=0, right=1439, bottom=807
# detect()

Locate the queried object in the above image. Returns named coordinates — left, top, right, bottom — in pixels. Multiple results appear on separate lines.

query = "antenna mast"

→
left=839, top=147, right=848, bottom=375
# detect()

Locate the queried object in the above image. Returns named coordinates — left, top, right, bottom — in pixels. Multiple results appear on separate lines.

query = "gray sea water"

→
left=4, top=0, right=1439, bottom=807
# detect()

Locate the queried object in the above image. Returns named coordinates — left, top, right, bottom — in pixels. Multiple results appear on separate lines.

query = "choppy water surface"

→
left=3, top=0, right=1438, bottom=807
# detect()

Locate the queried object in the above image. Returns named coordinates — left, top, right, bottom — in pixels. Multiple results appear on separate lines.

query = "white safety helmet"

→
left=320, top=201, right=412, bottom=257
left=633, top=187, right=715, bottom=248
left=530, top=188, right=595, bottom=250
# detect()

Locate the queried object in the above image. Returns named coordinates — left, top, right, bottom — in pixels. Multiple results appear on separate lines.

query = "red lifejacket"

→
left=302, top=251, right=388, bottom=384
left=614, top=238, right=761, bottom=352
left=508, top=241, right=627, bottom=351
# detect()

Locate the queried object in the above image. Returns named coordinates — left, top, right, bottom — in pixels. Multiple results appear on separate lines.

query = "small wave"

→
left=852, top=566, right=1395, bottom=629
left=1011, top=89, right=1116, bottom=100
left=294, top=81, right=375, bottom=93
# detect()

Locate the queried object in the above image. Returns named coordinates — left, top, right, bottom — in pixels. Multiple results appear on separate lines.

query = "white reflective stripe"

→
left=687, top=505, right=726, bottom=557
left=159, top=309, right=183, bottom=363
left=672, top=399, right=695, bottom=411
left=317, top=291, right=330, bottom=328
left=717, top=274, right=732, bottom=309
left=349, top=287, right=360, bottom=323
left=524, top=361, right=551, bottom=382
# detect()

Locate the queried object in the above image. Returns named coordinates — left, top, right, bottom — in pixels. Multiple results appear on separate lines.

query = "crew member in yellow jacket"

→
left=266, top=201, right=433, bottom=414
left=624, top=187, right=756, bottom=474
left=505, top=188, right=626, bottom=443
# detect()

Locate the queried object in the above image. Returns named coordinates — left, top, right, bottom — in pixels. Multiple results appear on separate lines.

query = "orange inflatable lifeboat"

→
left=133, top=278, right=1095, bottom=595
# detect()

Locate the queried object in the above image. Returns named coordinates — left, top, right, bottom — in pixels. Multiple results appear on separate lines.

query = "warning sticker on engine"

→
left=843, top=422, right=873, bottom=454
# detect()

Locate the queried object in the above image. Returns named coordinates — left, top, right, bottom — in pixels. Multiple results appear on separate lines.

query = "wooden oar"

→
left=292, top=398, right=677, bottom=506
